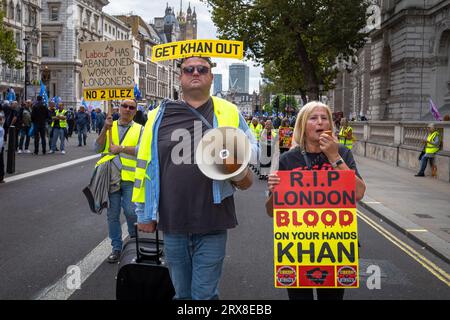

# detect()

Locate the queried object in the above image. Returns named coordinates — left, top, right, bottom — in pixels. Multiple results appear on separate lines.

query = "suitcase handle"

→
left=134, top=223, right=162, bottom=265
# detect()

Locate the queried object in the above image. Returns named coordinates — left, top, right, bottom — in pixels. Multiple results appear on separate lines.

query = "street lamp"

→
left=23, top=27, right=39, bottom=101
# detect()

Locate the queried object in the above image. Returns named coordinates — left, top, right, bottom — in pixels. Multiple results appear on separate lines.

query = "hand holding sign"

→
left=104, top=115, right=113, bottom=130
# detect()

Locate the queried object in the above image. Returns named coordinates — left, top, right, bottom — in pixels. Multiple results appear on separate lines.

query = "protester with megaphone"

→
left=133, top=55, right=258, bottom=300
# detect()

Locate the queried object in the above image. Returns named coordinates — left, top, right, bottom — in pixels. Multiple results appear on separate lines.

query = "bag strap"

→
left=185, top=104, right=213, bottom=129
left=300, top=148, right=312, bottom=171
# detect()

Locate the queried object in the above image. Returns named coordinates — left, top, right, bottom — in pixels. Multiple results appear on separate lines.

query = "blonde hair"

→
left=293, top=101, right=335, bottom=149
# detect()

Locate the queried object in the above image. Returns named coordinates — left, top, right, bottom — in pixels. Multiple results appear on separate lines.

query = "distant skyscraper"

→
left=229, top=63, right=249, bottom=94
left=213, top=74, right=222, bottom=95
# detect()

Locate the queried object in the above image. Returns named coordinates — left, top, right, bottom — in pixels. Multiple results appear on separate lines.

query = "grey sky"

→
left=104, top=0, right=262, bottom=93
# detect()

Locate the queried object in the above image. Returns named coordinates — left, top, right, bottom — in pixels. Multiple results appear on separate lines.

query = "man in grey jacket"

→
left=75, top=106, right=90, bottom=147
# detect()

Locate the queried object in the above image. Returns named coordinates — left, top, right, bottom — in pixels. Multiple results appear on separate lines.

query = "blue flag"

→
left=51, top=96, right=62, bottom=108
left=134, top=83, right=142, bottom=101
left=39, top=81, right=48, bottom=106
left=80, top=97, right=89, bottom=109
left=6, top=88, right=16, bottom=102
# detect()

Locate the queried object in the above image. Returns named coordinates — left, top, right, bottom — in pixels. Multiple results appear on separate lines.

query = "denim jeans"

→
left=163, top=231, right=227, bottom=300
left=107, top=181, right=137, bottom=252
left=418, top=154, right=434, bottom=175
left=18, top=126, right=31, bottom=150
left=51, top=127, right=65, bottom=151
left=77, top=124, right=87, bottom=146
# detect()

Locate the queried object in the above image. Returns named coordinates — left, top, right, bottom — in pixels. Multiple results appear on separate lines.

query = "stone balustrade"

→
left=350, top=121, right=450, bottom=182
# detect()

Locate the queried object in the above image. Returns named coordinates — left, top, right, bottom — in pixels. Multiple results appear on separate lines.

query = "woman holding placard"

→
left=265, top=101, right=366, bottom=300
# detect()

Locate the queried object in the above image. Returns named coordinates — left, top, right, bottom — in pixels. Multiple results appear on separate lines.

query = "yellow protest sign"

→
left=83, top=88, right=134, bottom=101
left=151, top=39, right=244, bottom=62
left=273, top=170, right=359, bottom=288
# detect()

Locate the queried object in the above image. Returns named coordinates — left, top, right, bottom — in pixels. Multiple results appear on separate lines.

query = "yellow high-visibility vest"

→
left=339, top=126, right=353, bottom=150
left=132, top=96, right=240, bottom=203
left=249, top=123, right=263, bottom=141
left=425, top=131, right=440, bottom=154
left=51, top=109, right=67, bottom=128
left=96, top=121, right=142, bottom=182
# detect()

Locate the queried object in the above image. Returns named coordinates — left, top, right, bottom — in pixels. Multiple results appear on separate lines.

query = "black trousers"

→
left=0, top=147, right=4, bottom=181
left=34, top=126, right=47, bottom=154
left=287, top=288, right=345, bottom=300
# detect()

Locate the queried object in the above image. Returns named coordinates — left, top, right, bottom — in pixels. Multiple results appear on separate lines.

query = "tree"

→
left=0, top=9, right=23, bottom=69
left=203, top=0, right=370, bottom=100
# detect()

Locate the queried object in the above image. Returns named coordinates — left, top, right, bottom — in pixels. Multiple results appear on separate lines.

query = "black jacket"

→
left=31, top=102, right=49, bottom=128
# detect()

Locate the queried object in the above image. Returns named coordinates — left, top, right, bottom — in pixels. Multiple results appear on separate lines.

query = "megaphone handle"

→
left=231, top=167, right=253, bottom=190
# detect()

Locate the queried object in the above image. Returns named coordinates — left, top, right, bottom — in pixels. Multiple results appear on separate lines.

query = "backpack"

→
left=66, top=110, right=74, bottom=121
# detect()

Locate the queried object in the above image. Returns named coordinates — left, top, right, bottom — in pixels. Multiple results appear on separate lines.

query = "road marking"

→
left=3, top=154, right=100, bottom=183
left=358, top=210, right=450, bottom=287
left=406, top=229, right=429, bottom=233
left=34, top=223, right=128, bottom=300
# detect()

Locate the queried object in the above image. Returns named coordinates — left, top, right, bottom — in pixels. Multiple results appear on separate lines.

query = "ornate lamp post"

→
left=23, top=27, right=39, bottom=100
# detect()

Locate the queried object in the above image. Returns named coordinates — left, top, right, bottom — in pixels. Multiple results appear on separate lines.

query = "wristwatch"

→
left=331, top=158, right=344, bottom=168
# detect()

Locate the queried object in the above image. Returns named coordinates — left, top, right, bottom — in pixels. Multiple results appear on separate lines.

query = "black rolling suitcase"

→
left=116, top=225, right=175, bottom=300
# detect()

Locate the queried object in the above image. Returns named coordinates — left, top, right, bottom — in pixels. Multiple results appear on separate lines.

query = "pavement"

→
left=2, top=137, right=449, bottom=266
left=3, top=131, right=99, bottom=178
left=354, top=155, right=450, bottom=265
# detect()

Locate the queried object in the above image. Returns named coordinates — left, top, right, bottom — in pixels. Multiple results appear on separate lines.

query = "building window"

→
left=15, top=31, right=21, bottom=50
left=16, top=3, right=21, bottom=22
left=50, top=6, right=59, bottom=21
left=29, top=8, right=36, bottom=26
left=42, top=39, right=57, bottom=57
left=8, top=0, right=14, bottom=19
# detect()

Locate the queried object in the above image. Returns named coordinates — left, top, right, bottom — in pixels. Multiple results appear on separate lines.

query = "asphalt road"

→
left=0, top=160, right=449, bottom=300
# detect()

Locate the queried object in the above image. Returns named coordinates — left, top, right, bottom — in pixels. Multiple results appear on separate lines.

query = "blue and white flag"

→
left=6, top=88, right=16, bottom=102
left=134, top=83, right=142, bottom=101
left=51, top=96, right=62, bottom=108
left=80, top=97, right=89, bottom=109
left=39, top=81, right=48, bottom=106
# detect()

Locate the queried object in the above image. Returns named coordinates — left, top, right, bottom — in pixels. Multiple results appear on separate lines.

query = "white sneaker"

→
left=61, top=150, right=66, bottom=154
left=48, top=150, right=55, bottom=154
left=25, top=149, right=31, bottom=153
left=18, top=149, right=23, bottom=154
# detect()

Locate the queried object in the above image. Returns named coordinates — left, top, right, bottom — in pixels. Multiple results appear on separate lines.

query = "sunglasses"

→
left=182, top=65, right=210, bottom=75
left=121, top=104, right=136, bottom=110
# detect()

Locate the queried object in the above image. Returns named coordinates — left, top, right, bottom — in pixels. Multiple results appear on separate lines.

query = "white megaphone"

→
left=196, top=126, right=251, bottom=181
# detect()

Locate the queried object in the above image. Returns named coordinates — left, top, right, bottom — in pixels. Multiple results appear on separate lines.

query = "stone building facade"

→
left=329, top=0, right=450, bottom=121
left=40, top=0, right=109, bottom=108
left=1, top=0, right=41, bottom=100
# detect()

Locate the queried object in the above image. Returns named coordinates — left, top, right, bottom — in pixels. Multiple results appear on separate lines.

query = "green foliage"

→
left=203, top=0, right=370, bottom=99
left=0, top=10, right=23, bottom=69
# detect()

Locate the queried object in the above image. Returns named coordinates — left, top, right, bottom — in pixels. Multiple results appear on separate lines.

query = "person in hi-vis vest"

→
left=49, top=103, right=67, bottom=154
left=94, top=99, right=143, bottom=263
left=132, top=56, right=259, bottom=300
left=415, top=123, right=441, bottom=177
left=338, top=118, right=354, bottom=150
